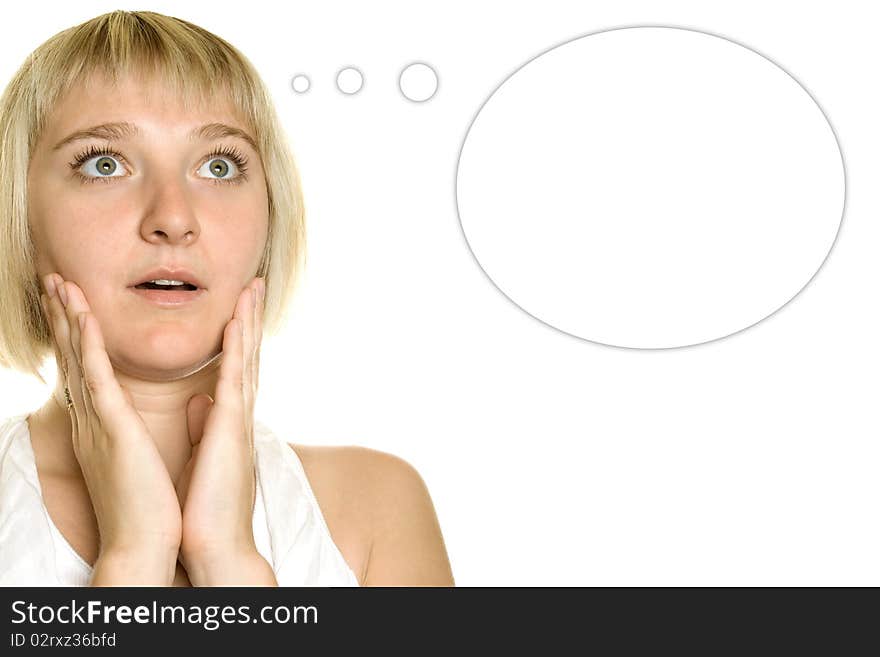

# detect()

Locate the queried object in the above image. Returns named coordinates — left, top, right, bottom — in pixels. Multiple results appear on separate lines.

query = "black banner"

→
left=1, top=587, right=875, bottom=651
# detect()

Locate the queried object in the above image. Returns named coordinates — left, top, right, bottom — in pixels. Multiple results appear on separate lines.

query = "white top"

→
left=0, top=413, right=360, bottom=586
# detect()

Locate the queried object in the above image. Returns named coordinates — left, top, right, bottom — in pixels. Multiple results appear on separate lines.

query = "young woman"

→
left=0, top=10, right=453, bottom=586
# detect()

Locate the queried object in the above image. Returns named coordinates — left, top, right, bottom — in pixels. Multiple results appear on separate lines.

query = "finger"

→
left=61, top=282, right=100, bottom=428
left=78, top=309, right=131, bottom=435
left=41, top=291, right=76, bottom=429
left=56, top=276, right=97, bottom=442
left=253, top=278, right=264, bottom=396
left=49, top=275, right=78, bottom=369
left=40, top=293, right=65, bottom=378
left=44, top=276, right=85, bottom=442
left=248, top=280, right=259, bottom=400
left=76, top=313, right=102, bottom=429
left=249, top=279, right=262, bottom=442
left=40, top=279, right=66, bottom=378
left=44, top=276, right=73, bottom=381
left=58, top=281, right=77, bottom=374
left=234, top=284, right=255, bottom=410
left=42, top=277, right=67, bottom=375
left=251, top=277, right=259, bottom=349
left=246, top=282, right=257, bottom=396
left=55, top=277, right=98, bottom=441
left=216, top=317, right=244, bottom=418
left=61, top=280, right=91, bottom=380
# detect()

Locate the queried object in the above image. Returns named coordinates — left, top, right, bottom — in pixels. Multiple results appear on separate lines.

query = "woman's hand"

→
left=176, top=277, right=269, bottom=582
left=40, top=274, right=182, bottom=580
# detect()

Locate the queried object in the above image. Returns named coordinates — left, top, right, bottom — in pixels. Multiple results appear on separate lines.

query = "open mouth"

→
left=130, top=277, right=204, bottom=306
left=134, top=281, right=199, bottom=291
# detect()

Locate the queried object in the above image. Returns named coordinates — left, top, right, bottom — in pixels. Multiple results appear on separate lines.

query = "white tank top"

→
left=0, top=413, right=360, bottom=586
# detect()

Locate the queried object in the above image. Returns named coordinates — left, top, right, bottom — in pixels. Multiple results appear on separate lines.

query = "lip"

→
left=128, top=286, right=206, bottom=307
left=130, top=267, right=205, bottom=290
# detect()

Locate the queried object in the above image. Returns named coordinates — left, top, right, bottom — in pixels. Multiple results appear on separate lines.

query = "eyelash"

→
left=68, top=143, right=250, bottom=186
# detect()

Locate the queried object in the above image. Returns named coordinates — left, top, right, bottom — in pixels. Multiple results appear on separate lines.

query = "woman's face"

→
left=27, top=72, right=269, bottom=379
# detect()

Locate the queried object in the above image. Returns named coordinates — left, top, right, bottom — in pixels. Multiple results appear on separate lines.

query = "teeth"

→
left=150, top=279, right=186, bottom=285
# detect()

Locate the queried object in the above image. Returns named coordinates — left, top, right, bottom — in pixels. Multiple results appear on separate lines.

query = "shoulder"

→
left=288, top=443, right=454, bottom=586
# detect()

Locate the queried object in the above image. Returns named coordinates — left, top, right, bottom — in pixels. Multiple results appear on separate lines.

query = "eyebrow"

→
left=51, top=121, right=259, bottom=153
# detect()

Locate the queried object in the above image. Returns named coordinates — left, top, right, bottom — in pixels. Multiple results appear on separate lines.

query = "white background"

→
left=0, top=0, right=876, bottom=585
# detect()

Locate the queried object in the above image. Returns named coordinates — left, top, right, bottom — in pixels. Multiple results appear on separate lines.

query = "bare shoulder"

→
left=288, top=443, right=454, bottom=586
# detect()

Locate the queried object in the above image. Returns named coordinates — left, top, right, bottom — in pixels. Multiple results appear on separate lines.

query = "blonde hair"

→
left=0, top=10, right=306, bottom=382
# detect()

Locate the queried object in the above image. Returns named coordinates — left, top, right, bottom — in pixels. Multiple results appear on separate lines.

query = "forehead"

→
left=46, top=71, right=248, bottom=140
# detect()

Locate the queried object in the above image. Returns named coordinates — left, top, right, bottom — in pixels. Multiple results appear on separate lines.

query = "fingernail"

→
left=44, top=276, right=56, bottom=299
left=57, top=280, right=68, bottom=307
left=78, top=313, right=86, bottom=331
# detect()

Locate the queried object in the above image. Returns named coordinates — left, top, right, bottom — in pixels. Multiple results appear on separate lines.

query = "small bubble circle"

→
left=291, top=74, right=311, bottom=94
left=336, top=67, right=364, bottom=95
left=399, top=62, right=439, bottom=102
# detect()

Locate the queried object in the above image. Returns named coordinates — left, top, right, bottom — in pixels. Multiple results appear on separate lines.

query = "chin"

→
left=109, top=351, right=221, bottom=381
left=107, top=333, right=220, bottom=380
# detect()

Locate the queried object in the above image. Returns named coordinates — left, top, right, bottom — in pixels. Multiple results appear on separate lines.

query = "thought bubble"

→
left=456, top=27, right=845, bottom=348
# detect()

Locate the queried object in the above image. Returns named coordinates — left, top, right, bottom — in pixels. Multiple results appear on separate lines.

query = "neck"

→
left=30, top=353, right=223, bottom=485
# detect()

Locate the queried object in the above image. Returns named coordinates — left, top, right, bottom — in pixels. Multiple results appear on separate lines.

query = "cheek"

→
left=214, top=211, right=268, bottom=271
left=48, top=231, right=125, bottom=289
left=34, top=217, right=129, bottom=304
left=34, top=192, right=125, bottom=266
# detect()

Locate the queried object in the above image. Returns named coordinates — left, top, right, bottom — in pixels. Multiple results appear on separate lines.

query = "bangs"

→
left=28, top=10, right=263, bottom=152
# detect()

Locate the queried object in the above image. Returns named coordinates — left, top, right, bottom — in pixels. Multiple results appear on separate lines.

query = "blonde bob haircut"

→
left=0, top=10, right=306, bottom=383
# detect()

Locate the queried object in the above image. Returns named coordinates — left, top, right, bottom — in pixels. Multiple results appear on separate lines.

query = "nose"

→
left=139, top=176, right=201, bottom=245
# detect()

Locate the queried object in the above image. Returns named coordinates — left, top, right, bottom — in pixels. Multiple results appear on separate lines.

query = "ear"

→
left=186, top=393, right=214, bottom=446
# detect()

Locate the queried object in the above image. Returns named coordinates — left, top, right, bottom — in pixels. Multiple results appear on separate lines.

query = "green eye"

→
left=69, top=146, right=126, bottom=184
left=95, top=156, right=118, bottom=175
left=208, top=158, right=229, bottom=178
